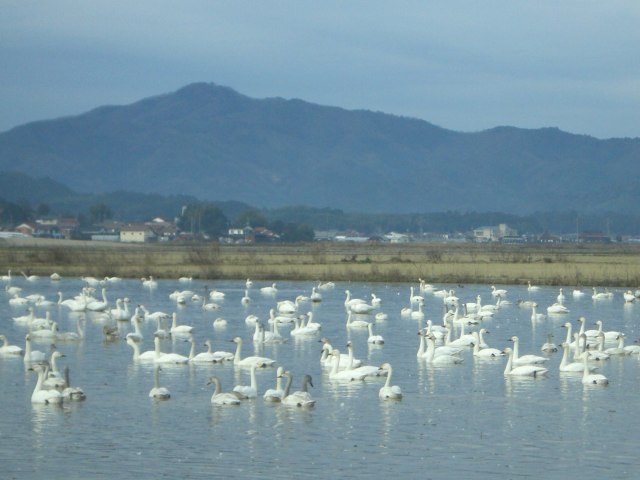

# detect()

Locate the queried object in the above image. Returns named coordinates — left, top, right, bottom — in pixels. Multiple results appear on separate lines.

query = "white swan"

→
left=152, top=336, right=189, bottom=364
left=502, top=348, right=548, bottom=377
left=149, top=365, right=171, bottom=400
left=531, top=303, right=546, bottom=321
left=510, top=336, right=548, bottom=365
left=139, top=305, right=170, bottom=323
left=202, top=296, right=220, bottom=311
left=21, top=271, right=39, bottom=282
left=409, top=286, right=424, bottom=304
left=23, top=334, right=46, bottom=363
left=208, top=288, right=226, bottom=301
left=346, top=311, right=370, bottom=329
left=308, top=286, right=323, bottom=303
left=29, top=363, right=63, bottom=405
left=559, top=343, right=594, bottom=373
left=527, top=281, right=540, bottom=292
left=245, top=278, right=253, bottom=288
left=0, top=269, right=11, bottom=281
left=328, top=349, right=368, bottom=381
left=423, top=333, right=464, bottom=365
left=128, top=315, right=144, bottom=343
left=547, top=303, right=570, bottom=314
left=241, top=289, right=252, bottom=305
left=142, top=276, right=158, bottom=288
left=170, top=312, right=194, bottom=335
left=367, top=323, right=384, bottom=344
left=61, top=366, right=86, bottom=401
left=345, top=341, right=385, bottom=378
left=349, top=301, right=375, bottom=314
left=581, top=352, right=608, bottom=385
left=290, top=314, right=320, bottom=336
left=491, top=285, right=507, bottom=297
left=260, top=283, right=278, bottom=295
left=280, top=371, right=315, bottom=407
left=232, top=336, right=275, bottom=367
left=126, top=334, right=158, bottom=362
left=540, top=334, right=558, bottom=353
left=0, top=335, right=23, bottom=355
left=86, top=287, right=109, bottom=312
left=43, top=351, right=67, bottom=389
left=410, top=301, right=425, bottom=321
left=233, top=364, right=259, bottom=399
left=207, top=376, right=241, bottom=405
left=320, top=338, right=361, bottom=369
left=557, top=288, right=565, bottom=304
left=471, top=332, right=504, bottom=358
left=591, top=287, right=611, bottom=300
left=187, top=338, right=216, bottom=363
left=378, top=363, right=402, bottom=400
left=263, top=366, right=285, bottom=402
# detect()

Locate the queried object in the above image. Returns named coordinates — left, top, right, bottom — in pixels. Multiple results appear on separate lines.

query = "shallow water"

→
left=1, top=276, right=639, bottom=479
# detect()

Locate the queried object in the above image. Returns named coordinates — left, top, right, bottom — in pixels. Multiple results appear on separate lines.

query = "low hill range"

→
left=0, top=82, right=638, bottom=214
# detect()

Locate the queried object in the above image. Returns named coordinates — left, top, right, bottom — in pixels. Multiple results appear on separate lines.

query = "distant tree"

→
left=36, top=203, right=50, bottom=217
left=179, top=203, right=228, bottom=239
left=90, top=203, right=113, bottom=224
left=234, top=209, right=268, bottom=228
left=279, top=223, right=315, bottom=242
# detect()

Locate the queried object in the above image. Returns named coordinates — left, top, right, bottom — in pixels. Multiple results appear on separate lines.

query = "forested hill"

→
left=0, top=82, right=639, bottom=214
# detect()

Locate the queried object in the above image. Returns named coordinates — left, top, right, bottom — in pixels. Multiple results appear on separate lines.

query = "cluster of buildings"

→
left=2, top=218, right=628, bottom=244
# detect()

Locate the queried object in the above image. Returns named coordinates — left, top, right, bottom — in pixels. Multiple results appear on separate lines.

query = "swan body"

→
left=502, top=348, right=548, bottom=377
left=241, top=289, right=252, bottom=305
left=328, top=349, right=368, bottom=381
left=260, top=283, right=278, bottom=295
left=233, top=364, right=259, bottom=399
left=23, top=334, right=46, bottom=363
left=346, top=311, right=370, bottom=329
left=491, top=285, right=507, bottom=297
left=86, top=287, right=109, bottom=312
left=540, top=334, right=558, bottom=353
left=152, top=337, right=189, bottom=364
left=61, top=366, right=86, bottom=401
left=170, top=313, right=194, bottom=334
left=29, top=364, right=63, bottom=404
left=139, top=305, right=170, bottom=323
left=126, top=334, right=158, bottom=362
left=280, top=371, right=315, bottom=407
left=149, top=366, right=171, bottom=400
left=320, top=339, right=361, bottom=369
left=582, top=352, right=608, bottom=385
left=263, top=366, right=285, bottom=402
left=424, top=333, right=464, bottom=365
left=232, top=336, right=275, bottom=367
left=471, top=332, right=504, bottom=357
left=188, top=338, right=218, bottom=363
left=378, top=363, right=402, bottom=400
left=547, top=303, right=570, bottom=314
left=559, top=343, right=596, bottom=372
left=367, top=323, right=384, bottom=344
left=531, top=303, right=546, bottom=321
left=527, top=281, right=540, bottom=292
left=0, top=335, right=23, bottom=355
left=207, top=376, right=241, bottom=405
left=510, top=336, right=548, bottom=365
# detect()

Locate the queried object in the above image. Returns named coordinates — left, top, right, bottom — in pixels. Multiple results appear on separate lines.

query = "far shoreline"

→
left=2, top=237, right=640, bottom=286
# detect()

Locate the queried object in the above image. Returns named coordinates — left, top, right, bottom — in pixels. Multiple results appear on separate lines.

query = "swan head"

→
left=206, top=376, right=220, bottom=386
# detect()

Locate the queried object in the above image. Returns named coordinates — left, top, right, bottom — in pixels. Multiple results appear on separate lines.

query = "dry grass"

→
left=2, top=238, right=640, bottom=286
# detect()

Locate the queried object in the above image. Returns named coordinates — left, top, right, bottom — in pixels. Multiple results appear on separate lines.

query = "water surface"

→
left=1, top=276, right=639, bottom=479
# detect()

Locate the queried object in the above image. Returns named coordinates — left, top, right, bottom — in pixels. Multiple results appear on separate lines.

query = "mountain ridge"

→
left=0, top=82, right=638, bottom=214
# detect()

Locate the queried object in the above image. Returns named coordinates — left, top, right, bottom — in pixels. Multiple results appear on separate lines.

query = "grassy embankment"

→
left=2, top=237, right=640, bottom=286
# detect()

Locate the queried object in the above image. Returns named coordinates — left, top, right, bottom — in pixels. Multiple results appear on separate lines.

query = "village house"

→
left=120, top=223, right=156, bottom=243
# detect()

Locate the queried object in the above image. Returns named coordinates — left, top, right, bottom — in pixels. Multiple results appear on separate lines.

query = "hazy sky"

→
left=2, top=1, right=639, bottom=138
